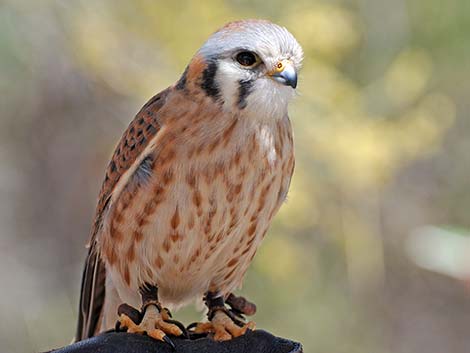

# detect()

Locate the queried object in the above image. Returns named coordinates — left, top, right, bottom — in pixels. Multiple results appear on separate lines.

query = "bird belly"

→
left=101, top=120, right=294, bottom=310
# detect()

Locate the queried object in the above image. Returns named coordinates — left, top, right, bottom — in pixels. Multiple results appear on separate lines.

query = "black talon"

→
left=166, top=319, right=189, bottom=339
left=114, top=320, right=123, bottom=332
left=162, top=335, right=176, bottom=351
left=163, top=308, right=173, bottom=318
left=186, top=322, right=198, bottom=331
left=186, top=322, right=209, bottom=340
left=117, top=303, right=143, bottom=324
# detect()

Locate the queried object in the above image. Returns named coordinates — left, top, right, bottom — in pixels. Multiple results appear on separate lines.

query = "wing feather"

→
left=75, top=87, right=171, bottom=341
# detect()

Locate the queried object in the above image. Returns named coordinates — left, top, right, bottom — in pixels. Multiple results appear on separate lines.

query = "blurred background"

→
left=1, top=0, right=470, bottom=352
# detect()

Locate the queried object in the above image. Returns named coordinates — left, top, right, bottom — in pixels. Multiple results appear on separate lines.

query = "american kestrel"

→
left=76, top=19, right=303, bottom=345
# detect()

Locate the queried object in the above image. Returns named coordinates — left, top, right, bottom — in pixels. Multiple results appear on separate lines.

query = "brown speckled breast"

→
left=99, top=91, right=294, bottom=307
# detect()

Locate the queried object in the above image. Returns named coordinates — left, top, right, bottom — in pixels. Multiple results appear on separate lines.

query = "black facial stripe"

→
left=201, top=59, right=221, bottom=101
left=175, top=66, right=188, bottom=90
left=237, top=79, right=254, bottom=109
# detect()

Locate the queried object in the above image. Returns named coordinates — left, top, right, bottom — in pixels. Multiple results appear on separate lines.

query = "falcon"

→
left=76, top=19, right=303, bottom=345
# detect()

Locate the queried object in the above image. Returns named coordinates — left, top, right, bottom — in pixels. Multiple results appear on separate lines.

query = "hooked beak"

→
left=269, top=60, right=298, bottom=89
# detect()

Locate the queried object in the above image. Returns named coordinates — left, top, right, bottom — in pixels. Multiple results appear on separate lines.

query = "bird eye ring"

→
left=235, top=51, right=259, bottom=67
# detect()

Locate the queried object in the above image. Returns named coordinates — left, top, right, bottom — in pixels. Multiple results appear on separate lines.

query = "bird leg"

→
left=187, top=291, right=255, bottom=341
left=116, top=284, right=186, bottom=348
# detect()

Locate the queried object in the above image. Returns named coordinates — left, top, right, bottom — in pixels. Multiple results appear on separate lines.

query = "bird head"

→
left=179, top=20, right=303, bottom=119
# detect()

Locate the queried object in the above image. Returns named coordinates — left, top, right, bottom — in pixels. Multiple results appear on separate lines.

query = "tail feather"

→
left=75, top=244, right=106, bottom=341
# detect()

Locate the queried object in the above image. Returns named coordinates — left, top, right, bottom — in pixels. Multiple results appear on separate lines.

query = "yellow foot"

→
left=118, top=304, right=183, bottom=345
left=191, top=310, right=255, bottom=341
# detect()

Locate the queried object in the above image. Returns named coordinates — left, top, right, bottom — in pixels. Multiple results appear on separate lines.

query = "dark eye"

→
left=236, top=51, right=258, bottom=67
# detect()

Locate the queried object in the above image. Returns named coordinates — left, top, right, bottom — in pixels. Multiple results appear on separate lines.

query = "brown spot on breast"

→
left=187, top=212, right=195, bottom=229
left=188, top=247, right=202, bottom=266
left=247, top=223, right=257, bottom=237
left=275, top=140, right=282, bottom=159
left=171, top=207, right=180, bottom=229
left=228, top=220, right=237, bottom=232
left=196, top=143, right=205, bottom=155
left=215, top=162, right=224, bottom=176
left=228, top=182, right=242, bottom=203
left=170, top=231, right=181, bottom=242
left=110, top=223, right=123, bottom=241
left=230, top=206, right=238, bottom=218
left=208, top=231, right=216, bottom=242
left=162, top=168, right=174, bottom=185
left=234, top=183, right=242, bottom=195
left=204, top=219, right=213, bottom=235
left=257, top=197, right=266, bottom=213
left=250, top=212, right=258, bottom=223
left=133, top=230, right=143, bottom=242
left=118, top=190, right=133, bottom=212
left=144, top=199, right=158, bottom=216
left=208, top=137, right=221, bottom=153
left=233, top=150, right=242, bottom=166
left=136, top=214, right=148, bottom=228
left=153, top=184, right=165, bottom=196
left=193, top=190, right=202, bottom=208
left=227, top=258, right=238, bottom=267
left=123, top=265, right=130, bottom=286
left=186, top=171, right=196, bottom=188
left=154, top=255, right=163, bottom=269
left=237, top=167, right=247, bottom=179
left=202, top=168, right=211, bottom=184
left=248, top=135, right=257, bottom=161
left=160, top=149, right=176, bottom=165
left=226, top=187, right=235, bottom=202
left=126, top=244, right=135, bottom=262
left=257, top=180, right=273, bottom=212
left=241, top=247, right=251, bottom=255
left=162, top=238, right=171, bottom=253
left=223, top=267, right=236, bottom=281
left=114, top=212, right=124, bottom=224
left=249, top=251, right=257, bottom=262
